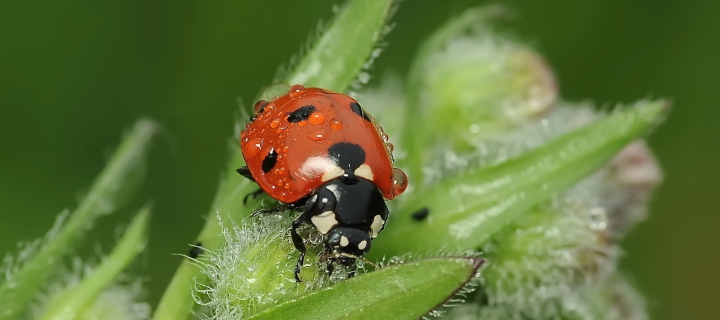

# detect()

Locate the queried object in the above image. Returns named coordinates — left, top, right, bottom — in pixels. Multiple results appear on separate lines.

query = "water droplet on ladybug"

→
left=270, top=118, right=281, bottom=128
left=253, top=100, right=269, bottom=114
left=386, top=143, right=394, bottom=152
left=390, top=168, right=408, bottom=198
left=309, top=112, right=326, bottom=125
left=298, top=120, right=308, bottom=127
left=330, top=118, right=343, bottom=131
left=309, top=131, right=327, bottom=141
left=276, top=126, right=287, bottom=134
left=289, top=84, right=306, bottom=98
left=243, top=138, right=264, bottom=158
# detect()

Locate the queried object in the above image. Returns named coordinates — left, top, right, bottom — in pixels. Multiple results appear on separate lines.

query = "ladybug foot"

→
left=243, top=188, right=264, bottom=205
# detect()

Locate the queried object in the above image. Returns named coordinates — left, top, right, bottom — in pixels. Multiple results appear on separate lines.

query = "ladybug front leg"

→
left=236, top=166, right=255, bottom=181
left=236, top=166, right=265, bottom=204
left=290, top=217, right=307, bottom=282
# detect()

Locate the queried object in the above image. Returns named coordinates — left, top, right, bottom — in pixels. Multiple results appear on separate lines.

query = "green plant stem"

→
left=0, top=119, right=156, bottom=320
left=285, top=0, right=396, bottom=92
left=153, top=1, right=398, bottom=319
left=37, top=206, right=151, bottom=320
left=152, top=152, right=256, bottom=320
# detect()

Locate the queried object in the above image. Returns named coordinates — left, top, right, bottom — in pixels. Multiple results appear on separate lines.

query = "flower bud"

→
left=416, top=26, right=557, bottom=151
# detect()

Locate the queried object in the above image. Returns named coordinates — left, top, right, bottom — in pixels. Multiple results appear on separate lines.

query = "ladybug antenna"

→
left=361, top=257, right=378, bottom=269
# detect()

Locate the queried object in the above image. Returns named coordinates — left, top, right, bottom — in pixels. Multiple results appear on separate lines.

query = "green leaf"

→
left=36, top=206, right=151, bottom=320
left=154, top=1, right=397, bottom=318
left=283, top=0, right=396, bottom=92
left=0, top=119, right=156, bottom=320
left=247, top=257, right=483, bottom=320
left=372, top=100, right=668, bottom=258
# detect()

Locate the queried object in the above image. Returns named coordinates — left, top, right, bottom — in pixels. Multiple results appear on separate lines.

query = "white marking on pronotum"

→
left=299, top=156, right=343, bottom=181
left=354, top=163, right=374, bottom=181
left=370, top=215, right=385, bottom=238
left=311, top=211, right=338, bottom=234
left=340, top=236, right=350, bottom=247
left=357, top=240, right=368, bottom=250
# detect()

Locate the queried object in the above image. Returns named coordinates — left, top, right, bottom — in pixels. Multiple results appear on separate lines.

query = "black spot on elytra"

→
left=349, top=102, right=372, bottom=122
left=328, top=143, right=365, bottom=171
left=287, top=105, right=316, bottom=123
left=189, top=242, right=204, bottom=258
left=262, top=149, right=278, bottom=173
left=411, top=207, right=430, bottom=221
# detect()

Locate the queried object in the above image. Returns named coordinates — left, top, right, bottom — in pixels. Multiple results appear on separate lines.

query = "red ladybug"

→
left=238, top=84, right=408, bottom=281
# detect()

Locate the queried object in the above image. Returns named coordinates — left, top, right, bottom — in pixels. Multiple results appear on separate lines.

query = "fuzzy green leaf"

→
left=284, top=0, right=395, bottom=92
left=373, top=100, right=668, bottom=257
left=0, top=119, right=156, bottom=320
left=247, top=258, right=483, bottom=320
left=154, top=2, right=397, bottom=318
left=37, top=206, right=151, bottom=320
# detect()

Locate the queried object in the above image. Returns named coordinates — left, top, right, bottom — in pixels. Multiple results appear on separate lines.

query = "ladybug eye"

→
left=253, top=100, right=269, bottom=114
left=389, top=168, right=408, bottom=198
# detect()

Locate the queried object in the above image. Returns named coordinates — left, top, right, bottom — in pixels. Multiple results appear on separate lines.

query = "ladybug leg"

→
left=347, top=263, right=358, bottom=278
left=236, top=166, right=255, bottom=182
left=250, top=203, right=292, bottom=217
left=243, top=188, right=264, bottom=205
left=237, top=166, right=267, bottom=204
left=291, top=217, right=307, bottom=282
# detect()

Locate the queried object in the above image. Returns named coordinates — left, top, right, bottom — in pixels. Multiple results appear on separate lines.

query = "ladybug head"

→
left=325, top=227, right=372, bottom=265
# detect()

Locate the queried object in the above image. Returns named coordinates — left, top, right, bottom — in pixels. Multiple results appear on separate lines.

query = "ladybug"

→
left=238, top=84, right=408, bottom=281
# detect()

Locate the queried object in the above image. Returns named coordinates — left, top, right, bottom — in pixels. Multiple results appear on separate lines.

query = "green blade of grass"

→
left=153, top=2, right=397, bottom=318
left=373, top=100, right=668, bottom=258
left=247, top=257, right=483, bottom=320
left=37, top=206, right=151, bottom=320
left=0, top=119, right=156, bottom=320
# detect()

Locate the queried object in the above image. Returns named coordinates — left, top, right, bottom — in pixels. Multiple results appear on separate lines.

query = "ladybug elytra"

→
left=238, top=84, right=408, bottom=281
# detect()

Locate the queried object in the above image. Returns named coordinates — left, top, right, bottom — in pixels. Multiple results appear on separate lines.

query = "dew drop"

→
left=389, top=168, right=408, bottom=198
left=253, top=100, right=269, bottom=114
left=309, top=112, right=326, bottom=125
left=330, top=118, right=343, bottom=131
left=588, top=207, right=608, bottom=230
left=243, top=138, right=264, bottom=158
left=288, top=84, right=306, bottom=98
left=270, top=118, right=281, bottom=128
left=308, top=131, right=327, bottom=141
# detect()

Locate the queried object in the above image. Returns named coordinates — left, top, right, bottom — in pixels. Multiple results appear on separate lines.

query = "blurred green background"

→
left=1, top=1, right=717, bottom=319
